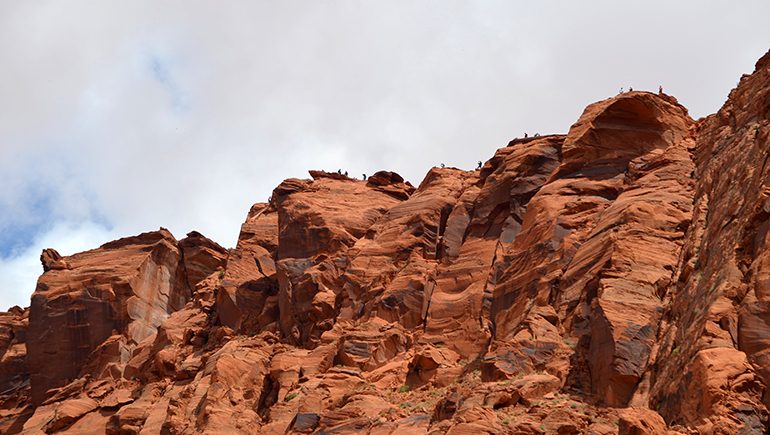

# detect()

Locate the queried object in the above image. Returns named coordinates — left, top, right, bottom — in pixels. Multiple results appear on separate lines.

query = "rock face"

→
left=645, top=49, right=770, bottom=432
left=25, top=229, right=226, bottom=406
left=2, top=49, right=770, bottom=434
left=0, top=306, right=30, bottom=435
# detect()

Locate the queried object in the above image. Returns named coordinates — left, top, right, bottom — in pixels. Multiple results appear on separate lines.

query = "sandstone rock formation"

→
left=25, top=229, right=226, bottom=406
left=2, top=49, right=770, bottom=435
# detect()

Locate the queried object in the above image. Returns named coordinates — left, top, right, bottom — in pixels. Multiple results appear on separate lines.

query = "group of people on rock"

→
left=334, top=169, right=367, bottom=180
left=438, top=82, right=669, bottom=179
left=439, top=161, right=484, bottom=170
left=619, top=85, right=664, bottom=94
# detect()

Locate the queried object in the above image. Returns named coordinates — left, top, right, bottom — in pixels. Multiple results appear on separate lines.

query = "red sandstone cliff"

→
left=1, top=50, right=770, bottom=435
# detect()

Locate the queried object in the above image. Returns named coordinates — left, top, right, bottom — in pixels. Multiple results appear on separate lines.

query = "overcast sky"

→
left=1, top=1, right=769, bottom=310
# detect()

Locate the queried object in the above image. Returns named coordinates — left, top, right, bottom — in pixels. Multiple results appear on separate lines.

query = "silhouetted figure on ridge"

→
left=524, top=133, right=528, bottom=138
left=363, top=173, right=367, bottom=180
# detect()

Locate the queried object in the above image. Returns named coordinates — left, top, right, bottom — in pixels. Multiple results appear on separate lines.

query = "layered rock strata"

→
left=1, top=49, right=770, bottom=435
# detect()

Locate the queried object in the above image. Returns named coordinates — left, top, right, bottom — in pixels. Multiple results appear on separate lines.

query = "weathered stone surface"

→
left=618, top=406, right=667, bottom=435
left=646, top=49, right=770, bottom=433
left=488, top=91, right=696, bottom=410
left=26, top=229, right=190, bottom=405
left=6, top=48, right=770, bottom=435
left=177, top=231, right=228, bottom=290
left=275, top=173, right=406, bottom=261
left=0, top=306, right=28, bottom=396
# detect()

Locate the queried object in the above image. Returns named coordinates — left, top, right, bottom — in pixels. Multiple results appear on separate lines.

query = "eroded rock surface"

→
left=26, top=229, right=223, bottom=406
left=4, top=49, right=770, bottom=435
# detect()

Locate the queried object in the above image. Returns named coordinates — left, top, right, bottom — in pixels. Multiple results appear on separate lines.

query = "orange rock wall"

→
left=2, top=49, right=770, bottom=435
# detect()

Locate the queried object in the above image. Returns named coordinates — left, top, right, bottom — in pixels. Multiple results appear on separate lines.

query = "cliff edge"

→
left=1, top=50, right=769, bottom=435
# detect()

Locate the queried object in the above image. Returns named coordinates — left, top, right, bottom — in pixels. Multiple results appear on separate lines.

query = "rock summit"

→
left=3, top=50, right=770, bottom=434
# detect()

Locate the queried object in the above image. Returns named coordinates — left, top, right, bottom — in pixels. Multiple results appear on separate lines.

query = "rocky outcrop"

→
left=178, top=230, right=228, bottom=290
left=25, top=229, right=223, bottom=406
left=486, top=92, right=696, bottom=409
left=646, top=49, right=770, bottom=432
left=0, top=306, right=31, bottom=435
left=3, top=48, right=770, bottom=435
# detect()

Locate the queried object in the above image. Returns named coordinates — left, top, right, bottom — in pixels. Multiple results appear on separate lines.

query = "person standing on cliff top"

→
left=619, top=87, right=624, bottom=94
left=629, top=86, right=633, bottom=91
left=659, top=85, right=663, bottom=93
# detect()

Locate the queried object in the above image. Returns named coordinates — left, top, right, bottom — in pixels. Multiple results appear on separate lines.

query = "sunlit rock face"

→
left=26, top=229, right=224, bottom=406
left=2, top=48, right=770, bottom=435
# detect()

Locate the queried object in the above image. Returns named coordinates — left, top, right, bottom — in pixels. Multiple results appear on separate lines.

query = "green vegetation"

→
left=218, top=269, right=225, bottom=279
left=285, top=393, right=298, bottom=402
left=399, top=385, right=410, bottom=393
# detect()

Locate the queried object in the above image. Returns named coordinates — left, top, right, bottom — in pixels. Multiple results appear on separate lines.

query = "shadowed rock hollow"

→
left=2, top=49, right=770, bottom=435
